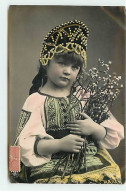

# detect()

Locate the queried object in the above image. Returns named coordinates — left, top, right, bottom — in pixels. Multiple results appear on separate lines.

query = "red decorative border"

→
left=9, top=146, right=20, bottom=172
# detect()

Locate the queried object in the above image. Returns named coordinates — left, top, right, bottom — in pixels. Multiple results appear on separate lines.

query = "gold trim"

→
left=40, top=43, right=87, bottom=68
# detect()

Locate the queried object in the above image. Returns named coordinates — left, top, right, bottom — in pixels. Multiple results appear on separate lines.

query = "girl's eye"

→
left=58, top=62, right=65, bottom=66
left=72, top=65, right=80, bottom=70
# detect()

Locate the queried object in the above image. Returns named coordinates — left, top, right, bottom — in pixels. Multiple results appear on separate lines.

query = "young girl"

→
left=14, top=20, right=124, bottom=183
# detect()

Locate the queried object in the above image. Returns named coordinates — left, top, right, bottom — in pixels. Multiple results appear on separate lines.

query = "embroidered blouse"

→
left=16, top=92, right=124, bottom=167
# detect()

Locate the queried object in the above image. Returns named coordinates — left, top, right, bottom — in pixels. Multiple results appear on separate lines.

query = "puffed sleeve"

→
left=15, top=93, right=54, bottom=167
left=99, top=112, right=124, bottom=149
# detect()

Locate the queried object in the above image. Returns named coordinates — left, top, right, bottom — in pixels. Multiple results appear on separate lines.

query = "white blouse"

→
left=15, top=92, right=124, bottom=167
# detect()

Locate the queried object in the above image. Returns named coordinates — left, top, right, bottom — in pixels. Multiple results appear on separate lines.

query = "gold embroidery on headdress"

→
left=40, top=20, right=89, bottom=68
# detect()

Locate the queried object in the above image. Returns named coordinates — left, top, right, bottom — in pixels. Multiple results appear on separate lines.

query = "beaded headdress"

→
left=40, top=20, right=89, bottom=68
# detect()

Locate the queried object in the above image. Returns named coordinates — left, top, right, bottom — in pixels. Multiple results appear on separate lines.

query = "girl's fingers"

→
left=75, top=136, right=85, bottom=142
left=75, top=146, right=82, bottom=150
left=76, top=142, right=84, bottom=146
left=73, top=149, right=80, bottom=153
left=70, top=129, right=80, bottom=132
left=67, top=127, right=79, bottom=131
left=79, top=112, right=90, bottom=119
left=70, top=131, right=81, bottom=135
left=66, top=123, right=79, bottom=128
left=67, top=121, right=80, bottom=124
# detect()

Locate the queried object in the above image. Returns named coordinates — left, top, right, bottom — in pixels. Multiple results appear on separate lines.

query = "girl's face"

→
left=46, top=56, right=80, bottom=89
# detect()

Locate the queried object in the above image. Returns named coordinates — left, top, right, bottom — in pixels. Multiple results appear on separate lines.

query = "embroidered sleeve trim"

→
left=16, top=109, right=31, bottom=137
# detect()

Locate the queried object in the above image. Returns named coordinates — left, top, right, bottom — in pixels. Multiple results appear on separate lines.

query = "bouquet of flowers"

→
left=47, top=59, right=123, bottom=182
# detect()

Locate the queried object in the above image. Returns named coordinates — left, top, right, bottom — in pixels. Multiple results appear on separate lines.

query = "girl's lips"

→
left=60, top=77, right=70, bottom=81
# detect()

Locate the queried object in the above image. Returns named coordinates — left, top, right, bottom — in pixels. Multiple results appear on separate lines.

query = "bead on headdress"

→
left=40, top=20, right=89, bottom=68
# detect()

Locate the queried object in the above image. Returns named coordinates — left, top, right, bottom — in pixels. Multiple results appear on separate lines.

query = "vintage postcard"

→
left=8, top=6, right=125, bottom=184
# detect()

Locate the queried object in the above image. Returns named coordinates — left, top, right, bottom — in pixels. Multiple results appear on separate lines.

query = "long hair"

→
left=29, top=51, right=84, bottom=95
left=29, top=64, right=47, bottom=95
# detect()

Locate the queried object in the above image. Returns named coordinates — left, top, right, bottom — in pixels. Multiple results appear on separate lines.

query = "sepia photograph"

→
left=8, top=5, right=125, bottom=184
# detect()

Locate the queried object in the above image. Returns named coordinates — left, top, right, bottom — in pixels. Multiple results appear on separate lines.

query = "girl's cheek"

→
left=74, top=72, right=79, bottom=78
left=57, top=68, right=63, bottom=74
left=55, top=69, right=61, bottom=74
left=55, top=64, right=62, bottom=72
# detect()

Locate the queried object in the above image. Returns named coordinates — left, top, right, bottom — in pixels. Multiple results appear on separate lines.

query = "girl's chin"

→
left=56, top=80, right=69, bottom=86
left=55, top=83, right=71, bottom=89
left=58, top=84, right=70, bottom=88
left=52, top=80, right=73, bottom=88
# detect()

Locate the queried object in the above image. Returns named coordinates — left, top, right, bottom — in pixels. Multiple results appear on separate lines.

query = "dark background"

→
left=8, top=6, right=125, bottom=182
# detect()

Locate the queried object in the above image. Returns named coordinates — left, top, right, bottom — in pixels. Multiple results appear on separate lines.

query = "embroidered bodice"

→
left=44, top=94, right=81, bottom=139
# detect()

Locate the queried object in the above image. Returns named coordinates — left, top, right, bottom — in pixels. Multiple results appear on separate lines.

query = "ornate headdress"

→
left=40, top=20, right=89, bottom=68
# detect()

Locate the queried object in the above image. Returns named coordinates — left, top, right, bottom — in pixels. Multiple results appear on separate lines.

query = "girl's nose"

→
left=63, top=67, right=71, bottom=75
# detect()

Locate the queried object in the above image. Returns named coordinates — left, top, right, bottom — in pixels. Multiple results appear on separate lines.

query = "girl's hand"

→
left=66, top=113, right=106, bottom=140
left=60, top=134, right=85, bottom=153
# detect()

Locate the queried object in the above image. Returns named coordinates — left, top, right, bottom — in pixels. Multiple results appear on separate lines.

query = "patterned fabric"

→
left=29, top=148, right=121, bottom=184
left=14, top=92, right=123, bottom=183
left=44, top=95, right=81, bottom=132
left=15, top=109, right=31, bottom=143
left=26, top=94, right=121, bottom=184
